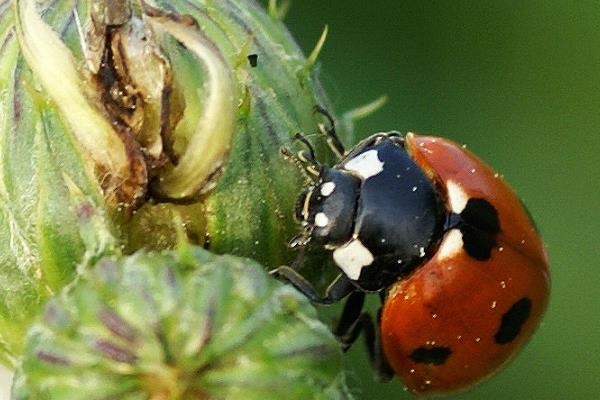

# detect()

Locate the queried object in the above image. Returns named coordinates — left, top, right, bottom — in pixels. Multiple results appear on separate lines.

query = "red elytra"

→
left=380, top=134, right=550, bottom=395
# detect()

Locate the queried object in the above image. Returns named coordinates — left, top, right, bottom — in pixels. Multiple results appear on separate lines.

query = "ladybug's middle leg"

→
left=335, top=292, right=395, bottom=382
left=333, top=291, right=366, bottom=349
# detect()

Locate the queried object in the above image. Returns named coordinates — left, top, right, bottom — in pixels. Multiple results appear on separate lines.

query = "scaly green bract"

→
left=12, top=247, right=351, bottom=399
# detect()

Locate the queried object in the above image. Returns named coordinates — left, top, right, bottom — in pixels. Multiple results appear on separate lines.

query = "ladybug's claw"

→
left=288, top=233, right=311, bottom=249
left=270, top=266, right=354, bottom=305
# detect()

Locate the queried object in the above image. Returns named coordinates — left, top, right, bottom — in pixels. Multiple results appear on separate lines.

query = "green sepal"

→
left=0, top=1, right=110, bottom=363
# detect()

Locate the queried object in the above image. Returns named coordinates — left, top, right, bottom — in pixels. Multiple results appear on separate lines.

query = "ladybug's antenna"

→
left=281, top=147, right=320, bottom=184
left=280, top=131, right=323, bottom=183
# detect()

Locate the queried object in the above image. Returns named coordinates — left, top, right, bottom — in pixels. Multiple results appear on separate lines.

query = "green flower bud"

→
left=1, top=0, right=347, bottom=361
left=12, top=247, right=352, bottom=399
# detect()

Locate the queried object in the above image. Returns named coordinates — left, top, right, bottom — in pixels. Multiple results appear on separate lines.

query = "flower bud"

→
left=1, top=0, right=343, bottom=360
left=12, top=247, right=350, bottom=399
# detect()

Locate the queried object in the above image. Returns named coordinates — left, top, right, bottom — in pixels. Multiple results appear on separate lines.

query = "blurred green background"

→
left=264, top=1, right=600, bottom=399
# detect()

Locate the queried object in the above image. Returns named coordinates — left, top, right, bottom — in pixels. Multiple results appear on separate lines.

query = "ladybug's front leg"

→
left=334, top=292, right=395, bottom=382
left=270, top=266, right=354, bottom=305
left=315, top=105, right=345, bottom=158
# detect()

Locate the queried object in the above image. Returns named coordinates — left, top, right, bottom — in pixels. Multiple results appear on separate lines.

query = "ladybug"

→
left=272, top=108, right=550, bottom=395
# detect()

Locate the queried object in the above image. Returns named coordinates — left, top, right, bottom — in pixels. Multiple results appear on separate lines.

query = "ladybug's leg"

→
left=270, top=266, right=354, bottom=305
left=334, top=294, right=394, bottom=382
left=293, top=132, right=319, bottom=164
left=315, top=105, right=345, bottom=158
left=333, top=291, right=366, bottom=349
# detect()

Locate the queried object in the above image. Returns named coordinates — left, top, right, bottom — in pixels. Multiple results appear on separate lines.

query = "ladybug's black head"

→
left=292, top=167, right=361, bottom=248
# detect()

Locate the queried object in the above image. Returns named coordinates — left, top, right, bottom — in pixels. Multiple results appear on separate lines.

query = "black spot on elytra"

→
left=409, top=346, right=452, bottom=365
left=461, top=225, right=496, bottom=260
left=248, top=53, right=258, bottom=67
left=459, top=198, right=500, bottom=260
left=494, top=297, right=532, bottom=344
left=461, top=198, right=500, bottom=234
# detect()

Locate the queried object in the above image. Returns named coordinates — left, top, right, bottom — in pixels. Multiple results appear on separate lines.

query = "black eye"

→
left=295, top=189, right=311, bottom=221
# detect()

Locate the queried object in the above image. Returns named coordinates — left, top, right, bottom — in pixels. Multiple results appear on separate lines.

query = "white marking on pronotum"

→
left=344, top=150, right=384, bottom=180
left=437, top=229, right=464, bottom=261
left=314, top=212, right=329, bottom=227
left=333, top=239, right=374, bottom=280
left=320, top=181, right=336, bottom=196
left=446, top=180, right=469, bottom=213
